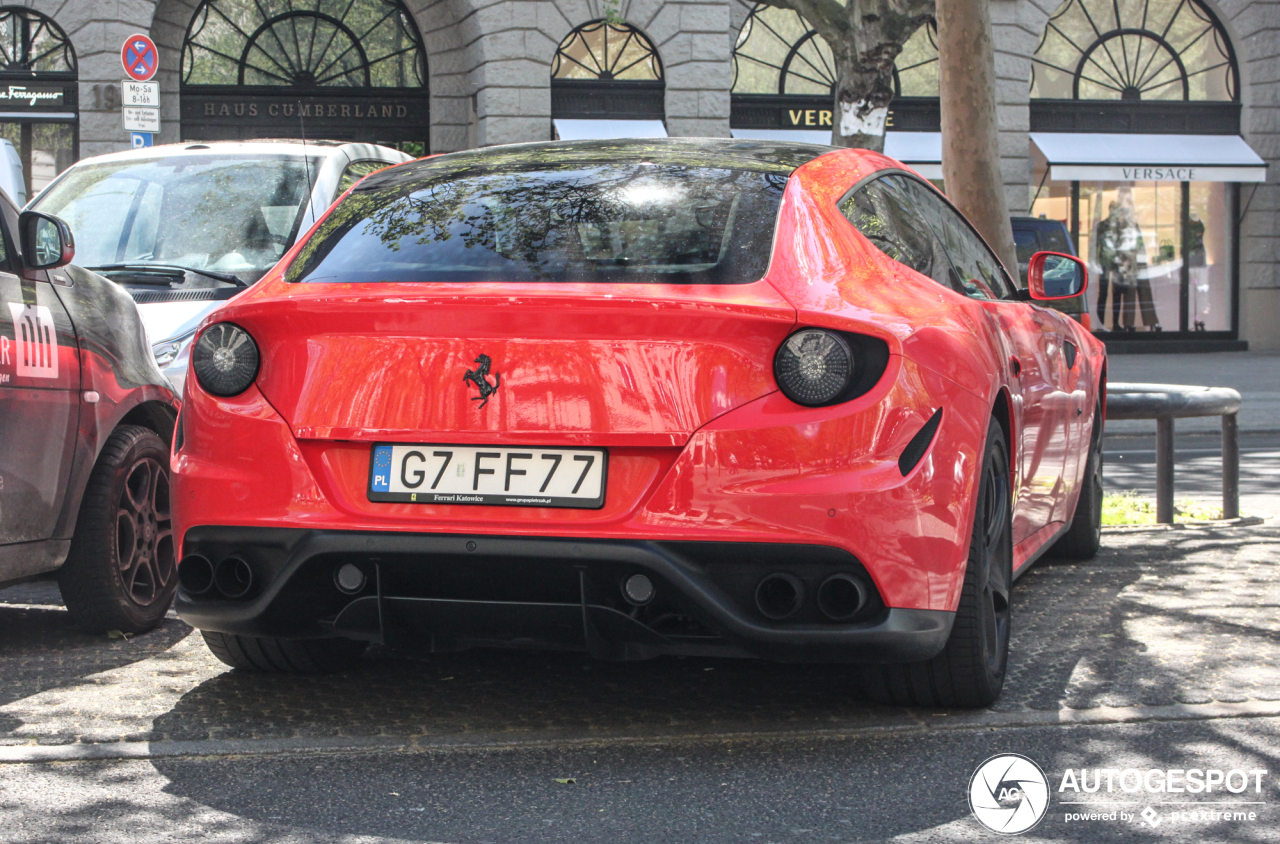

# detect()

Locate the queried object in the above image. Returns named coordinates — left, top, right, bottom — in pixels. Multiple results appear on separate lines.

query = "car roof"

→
left=65, top=139, right=408, bottom=166
left=358, top=137, right=833, bottom=192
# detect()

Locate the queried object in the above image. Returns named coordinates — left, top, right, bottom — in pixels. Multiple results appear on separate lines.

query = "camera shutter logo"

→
left=968, top=754, right=1050, bottom=834
left=8, top=303, right=58, bottom=379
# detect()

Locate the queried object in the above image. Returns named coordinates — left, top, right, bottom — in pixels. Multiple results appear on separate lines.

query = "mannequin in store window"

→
left=1095, top=201, right=1119, bottom=325
left=1122, top=188, right=1161, bottom=332
left=1188, top=212, right=1207, bottom=331
left=1101, top=191, right=1160, bottom=332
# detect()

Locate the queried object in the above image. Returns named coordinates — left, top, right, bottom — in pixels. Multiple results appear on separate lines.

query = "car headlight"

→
left=152, top=332, right=194, bottom=368
left=773, top=328, right=855, bottom=406
left=192, top=323, right=259, bottom=397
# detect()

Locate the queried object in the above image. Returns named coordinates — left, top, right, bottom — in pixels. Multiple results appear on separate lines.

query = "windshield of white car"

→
left=32, top=153, right=320, bottom=283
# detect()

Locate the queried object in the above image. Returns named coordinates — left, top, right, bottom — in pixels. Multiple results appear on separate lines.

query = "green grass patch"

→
left=1102, top=491, right=1225, bottom=525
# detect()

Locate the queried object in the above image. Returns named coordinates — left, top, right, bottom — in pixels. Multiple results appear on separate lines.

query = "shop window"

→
left=180, top=0, right=428, bottom=149
left=183, top=0, right=424, bottom=87
left=0, top=7, right=77, bottom=204
left=1031, top=172, right=1233, bottom=334
left=1031, top=0, right=1237, bottom=101
left=552, top=21, right=662, bottom=82
left=732, top=5, right=938, bottom=97
left=550, top=21, right=664, bottom=123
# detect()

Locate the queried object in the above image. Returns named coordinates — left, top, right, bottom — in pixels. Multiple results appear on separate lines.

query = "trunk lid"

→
left=242, top=281, right=796, bottom=446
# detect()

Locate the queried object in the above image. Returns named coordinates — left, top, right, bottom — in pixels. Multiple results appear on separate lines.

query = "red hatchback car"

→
left=172, top=139, right=1105, bottom=707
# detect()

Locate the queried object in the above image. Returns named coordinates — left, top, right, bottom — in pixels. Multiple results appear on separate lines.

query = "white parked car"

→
left=28, top=140, right=413, bottom=394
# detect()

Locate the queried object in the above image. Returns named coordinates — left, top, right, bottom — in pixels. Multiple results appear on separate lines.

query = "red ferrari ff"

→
left=172, top=139, right=1105, bottom=707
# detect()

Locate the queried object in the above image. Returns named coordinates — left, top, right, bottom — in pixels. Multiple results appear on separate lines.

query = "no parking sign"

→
left=121, top=34, right=158, bottom=82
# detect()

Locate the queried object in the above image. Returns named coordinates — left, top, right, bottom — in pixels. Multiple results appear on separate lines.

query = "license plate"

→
left=368, top=444, right=607, bottom=509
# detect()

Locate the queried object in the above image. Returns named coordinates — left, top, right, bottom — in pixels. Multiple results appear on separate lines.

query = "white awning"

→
left=729, top=129, right=943, bottom=178
left=553, top=119, right=667, bottom=140
left=1030, top=133, right=1267, bottom=183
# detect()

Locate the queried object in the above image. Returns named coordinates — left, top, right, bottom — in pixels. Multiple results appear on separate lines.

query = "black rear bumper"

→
left=175, top=527, right=953, bottom=663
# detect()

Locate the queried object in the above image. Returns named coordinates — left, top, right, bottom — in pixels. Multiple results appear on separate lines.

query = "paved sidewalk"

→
left=1106, top=350, right=1280, bottom=434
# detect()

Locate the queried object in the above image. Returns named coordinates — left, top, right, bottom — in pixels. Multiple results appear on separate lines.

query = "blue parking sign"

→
left=131, top=132, right=153, bottom=149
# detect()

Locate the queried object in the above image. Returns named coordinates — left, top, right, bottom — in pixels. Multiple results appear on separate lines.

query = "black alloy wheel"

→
left=59, top=426, right=177, bottom=633
left=115, top=454, right=173, bottom=605
left=1052, top=401, right=1104, bottom=559
left=862, top=422, right=1013, bottom=707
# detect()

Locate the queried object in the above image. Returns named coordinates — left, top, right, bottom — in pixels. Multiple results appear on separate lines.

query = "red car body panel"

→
left=172, top=143, right=1105, bottom=635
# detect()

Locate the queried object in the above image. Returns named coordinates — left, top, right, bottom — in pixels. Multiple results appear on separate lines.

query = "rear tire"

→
left=201, top=631, right=367, bottom=673
left=862, top=422, right=1013, bottom=708
left=58, top=425, right=176, bottom=634
left=1051, top=402, right=1103, bottom=560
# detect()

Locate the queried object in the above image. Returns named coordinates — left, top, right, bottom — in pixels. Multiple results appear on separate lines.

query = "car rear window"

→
left=285, top=161, right=789, bottom=284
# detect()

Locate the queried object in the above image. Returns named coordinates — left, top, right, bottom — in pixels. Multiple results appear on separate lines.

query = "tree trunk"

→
left=829, top=46, right=898, bottom=152
left=936, top=0, right=1019, bottom=278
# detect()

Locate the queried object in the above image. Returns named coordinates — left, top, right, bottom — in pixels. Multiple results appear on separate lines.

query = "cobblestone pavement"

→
left=1, top=524, right=1278, bottom=750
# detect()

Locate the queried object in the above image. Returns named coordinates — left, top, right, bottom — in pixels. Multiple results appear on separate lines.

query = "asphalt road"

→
left=1105, top=432, right=1280, bottom=517
left=2, top=717, right=1277, bottom=843
left=2, top=521, right=1279, bottom=842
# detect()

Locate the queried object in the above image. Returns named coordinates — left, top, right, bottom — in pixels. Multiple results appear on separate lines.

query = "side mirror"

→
left=1028, top=251, right=1086, bottom=300
left=19, top=210, right=74, bottom=270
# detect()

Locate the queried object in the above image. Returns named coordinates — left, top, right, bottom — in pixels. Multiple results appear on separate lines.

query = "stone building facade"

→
left=1, top=0, right=1276, bottom=349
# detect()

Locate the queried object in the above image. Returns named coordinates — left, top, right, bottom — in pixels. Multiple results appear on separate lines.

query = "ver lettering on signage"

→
left=787, top=109, right=834, bottom=127
left=1120, top=166, right=1198, bottom=180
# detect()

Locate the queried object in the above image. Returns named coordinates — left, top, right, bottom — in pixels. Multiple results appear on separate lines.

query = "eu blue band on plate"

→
left=371, top=445, right=393, bottom=492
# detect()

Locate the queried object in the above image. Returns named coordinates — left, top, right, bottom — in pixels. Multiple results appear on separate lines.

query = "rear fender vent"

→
left=898, top=408, right=943, bottom=477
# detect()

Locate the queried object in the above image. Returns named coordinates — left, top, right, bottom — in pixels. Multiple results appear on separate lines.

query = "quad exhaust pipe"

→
left=755, top=573, right=804, bottom=620
left=179, top=554, right=255, bottom=600
left=177, top=554, right=214, bottom=596
left=817, top=574, right=868, bottom=621
left=754, top=572, right=869, bottom=621
left=214, top=556, right=255, bottom=599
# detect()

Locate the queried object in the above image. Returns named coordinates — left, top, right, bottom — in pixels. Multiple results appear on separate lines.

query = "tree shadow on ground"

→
left=140, top=715, right=1280, bottom=844
left=145, top=526, right=1279, bottom=747
left=126, top=526, right=1280, bottom=842
left=0, top=578, right=190, bottom=715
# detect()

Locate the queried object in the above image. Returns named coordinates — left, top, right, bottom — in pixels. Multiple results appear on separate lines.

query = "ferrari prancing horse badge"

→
left=464, top=353, right=500, bottom=408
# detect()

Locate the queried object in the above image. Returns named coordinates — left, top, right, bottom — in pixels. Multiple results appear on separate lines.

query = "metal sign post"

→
left=120, top=34, right=160, bottom=141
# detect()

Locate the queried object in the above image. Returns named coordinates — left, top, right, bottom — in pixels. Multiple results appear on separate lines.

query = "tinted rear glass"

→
left=286, top=161, right=788, bottom=284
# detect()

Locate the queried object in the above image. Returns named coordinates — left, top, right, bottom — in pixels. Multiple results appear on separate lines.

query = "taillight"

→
left=773, top=329, right=856, bottom=406
left=192, top=323, right=260, bottom=397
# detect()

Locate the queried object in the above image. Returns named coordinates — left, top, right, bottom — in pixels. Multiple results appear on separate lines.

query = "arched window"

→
left=732, top=4, right=938, bottom=98
left=0, top=8, right=77, bottom=203
left=0, top=7, right=75, bottom=76
left=552, top=20, right=662, bottom=82
left=180, top=0, right=429, bottom=148
left=550, top=21, right=664, bottom=125
left=1031, top=0, right=1237, bottom=101
left=183, top=0, right=425, bottom=87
